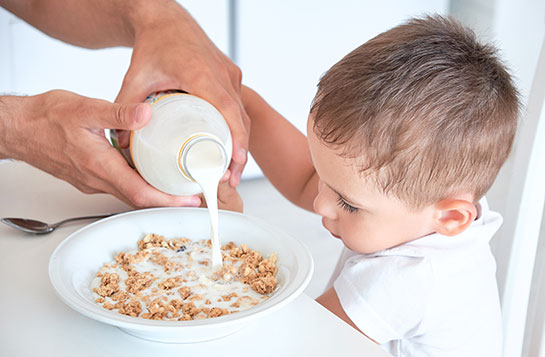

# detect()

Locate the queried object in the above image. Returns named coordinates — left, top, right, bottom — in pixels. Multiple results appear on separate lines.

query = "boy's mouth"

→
left=321, top=218, right=341, bottom=239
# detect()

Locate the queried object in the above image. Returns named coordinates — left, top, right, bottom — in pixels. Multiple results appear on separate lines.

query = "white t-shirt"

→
left=332, top=198, right=503, bottom=357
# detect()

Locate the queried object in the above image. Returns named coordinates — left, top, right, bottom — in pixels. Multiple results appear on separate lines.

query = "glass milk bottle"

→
left=112, top=91, right=232, bottom=196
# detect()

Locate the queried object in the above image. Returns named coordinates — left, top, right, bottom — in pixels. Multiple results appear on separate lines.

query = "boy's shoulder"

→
left=335, top=201, right=503, bottom=352
left=337, top=197, right=503, bottom=320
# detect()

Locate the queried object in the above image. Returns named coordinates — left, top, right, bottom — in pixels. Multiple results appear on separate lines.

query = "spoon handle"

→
left=51, top=213, right=116, bottom=228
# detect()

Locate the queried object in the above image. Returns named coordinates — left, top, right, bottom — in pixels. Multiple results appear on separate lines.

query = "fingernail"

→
left=135, top=104, right=150, bottom=124
left=190, top=196, right=201, bottom=206
left=220, top=172, right=230, bottom=182
left=134, top=104, right=143, bottom=123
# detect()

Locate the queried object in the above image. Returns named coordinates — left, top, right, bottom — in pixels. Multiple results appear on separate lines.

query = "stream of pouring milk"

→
left=185, top=140, right=226, bottom=270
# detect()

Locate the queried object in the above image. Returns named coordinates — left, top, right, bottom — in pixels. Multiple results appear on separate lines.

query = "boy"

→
left=241, top=16, right=519, bottom=356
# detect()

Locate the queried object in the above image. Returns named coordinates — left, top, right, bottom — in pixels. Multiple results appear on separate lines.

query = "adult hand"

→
left=0, top=90, right=202, bottom=208
left=198, top=170, right=243, bottom=213
left=116, top=2, right=250, bottom=187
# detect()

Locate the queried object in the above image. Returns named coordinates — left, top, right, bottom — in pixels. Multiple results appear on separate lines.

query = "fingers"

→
left=116, top=130, right=131, bottom=148
left=98, top=148, right=202, bottom=208
left=189, top=85, right=249, bottom=187
left=86, top=99, right=152, bottom=131
left=220, top=169, right=231, bottom=183
left=75, top=105, right=201, bottom=208
left=228, top=159, right=244, bottom=187
left=215, top=64, right=251, bottom=176
left=216, top=173, right=243, bottom=213
left=228, top=101, right=250, bottom=187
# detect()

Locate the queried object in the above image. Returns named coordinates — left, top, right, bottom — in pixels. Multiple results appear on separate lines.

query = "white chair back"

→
left=500, top=34, right=545, bottom=357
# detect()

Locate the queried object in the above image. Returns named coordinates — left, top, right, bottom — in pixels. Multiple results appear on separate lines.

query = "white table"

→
left=0, top=161, right=390, bottom=357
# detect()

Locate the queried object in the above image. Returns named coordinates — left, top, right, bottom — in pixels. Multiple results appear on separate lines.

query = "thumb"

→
left=92, top=102, right=152, bottom=130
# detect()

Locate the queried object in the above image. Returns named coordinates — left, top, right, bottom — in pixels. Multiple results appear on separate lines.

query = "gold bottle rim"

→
left=177, top=134, right=228, bottom=182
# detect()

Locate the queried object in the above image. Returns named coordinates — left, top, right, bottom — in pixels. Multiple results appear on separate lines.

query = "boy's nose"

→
left=313, top=182, right=337, bottom=220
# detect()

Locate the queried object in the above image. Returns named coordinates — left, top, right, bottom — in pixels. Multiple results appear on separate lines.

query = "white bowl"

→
left=49, top=207, right=313, bottom=343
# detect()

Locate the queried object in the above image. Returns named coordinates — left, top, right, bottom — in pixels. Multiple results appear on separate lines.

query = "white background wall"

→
left=0, top=1, right=230, bottom=100
left=493, top=0, right=545, bottom=283
left=237, top=0, right=448, bottom=176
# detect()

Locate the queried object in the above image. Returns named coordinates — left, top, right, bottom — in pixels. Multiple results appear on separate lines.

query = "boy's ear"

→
left=432, top=199, right=477, bottom=236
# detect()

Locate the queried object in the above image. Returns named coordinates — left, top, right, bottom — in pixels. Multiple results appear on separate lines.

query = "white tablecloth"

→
left=0, top=161, right=390, bottom=357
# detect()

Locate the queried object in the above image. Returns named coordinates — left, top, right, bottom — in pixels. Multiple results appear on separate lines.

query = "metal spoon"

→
left=1, top=213, right=116, bottom=234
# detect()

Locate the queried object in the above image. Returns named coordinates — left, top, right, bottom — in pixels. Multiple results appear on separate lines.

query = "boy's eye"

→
left=336, top=194, right=358, bottom=214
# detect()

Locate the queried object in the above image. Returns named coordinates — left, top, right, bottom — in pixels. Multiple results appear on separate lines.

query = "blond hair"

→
left=311, top=15, right=520, bottom=209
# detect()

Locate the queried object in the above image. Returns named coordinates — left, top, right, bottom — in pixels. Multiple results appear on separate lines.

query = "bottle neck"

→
left=178, top=134, right=228, bottom=182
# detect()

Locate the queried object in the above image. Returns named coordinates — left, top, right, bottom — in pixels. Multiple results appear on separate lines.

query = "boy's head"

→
left=307, top=15, right=519, bottom=253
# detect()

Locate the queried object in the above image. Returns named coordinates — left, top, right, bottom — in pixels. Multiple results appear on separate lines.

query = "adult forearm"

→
left=0, top=95, right=23, bottom=160
left=0, top=0, right=185, bottom=48
left=0, top=97, right=8, bottom=159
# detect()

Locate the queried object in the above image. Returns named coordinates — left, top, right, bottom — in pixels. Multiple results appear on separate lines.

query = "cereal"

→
left=94, top=273, right=120, bottom=297
left=92, top=234, right=278, bottom=321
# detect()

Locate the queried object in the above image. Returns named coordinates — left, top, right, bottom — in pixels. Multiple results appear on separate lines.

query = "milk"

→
left=91, top=240, right=268, bottom=319
left=185, top=140, right=225, bottom=269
